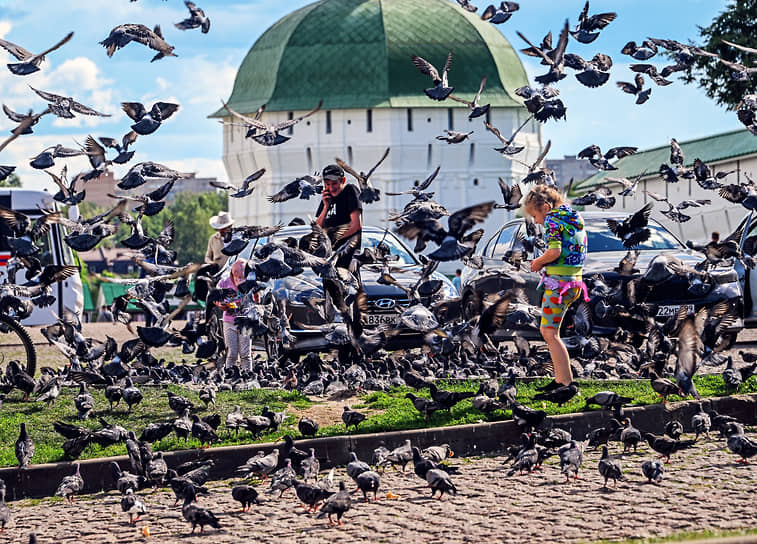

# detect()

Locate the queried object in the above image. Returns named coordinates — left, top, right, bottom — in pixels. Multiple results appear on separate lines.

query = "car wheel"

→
left=713, top=332, right=737, bottom=352
left=462, top=291, right=481, bottom=320
left=206, top=305, right=226, bottom=366
left=265, top=334, right=300, bottom=366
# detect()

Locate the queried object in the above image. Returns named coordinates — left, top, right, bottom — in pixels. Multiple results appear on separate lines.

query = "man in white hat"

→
left=206, top=211, right=234, bottom=268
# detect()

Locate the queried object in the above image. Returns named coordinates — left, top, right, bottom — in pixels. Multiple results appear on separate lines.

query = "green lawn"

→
left=346, top=375, right=757, bottom=435
left=590, top=526, right=757, bottom=544
left=1, top=375, right=755, bottom=468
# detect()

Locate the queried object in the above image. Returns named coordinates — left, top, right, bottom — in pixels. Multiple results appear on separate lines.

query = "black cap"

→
left=322, top=164, right=344, bottom=181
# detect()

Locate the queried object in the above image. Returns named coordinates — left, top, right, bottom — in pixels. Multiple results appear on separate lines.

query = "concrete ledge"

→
left=2, top=393, right=755, bottom=501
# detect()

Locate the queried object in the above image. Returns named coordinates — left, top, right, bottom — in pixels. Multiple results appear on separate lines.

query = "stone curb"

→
left=1, top=393, right=755, bottom=501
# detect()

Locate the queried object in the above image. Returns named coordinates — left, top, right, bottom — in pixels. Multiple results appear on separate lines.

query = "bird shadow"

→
left=594, top=482, right=626, bottom=493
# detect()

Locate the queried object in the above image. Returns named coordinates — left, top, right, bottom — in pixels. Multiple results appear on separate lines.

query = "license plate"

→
left=361, top=314, right=399, bottom=326
left=656, top=304, right=694, bottom=317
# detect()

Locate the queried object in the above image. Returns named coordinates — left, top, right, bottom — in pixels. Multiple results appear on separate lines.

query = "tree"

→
left=0, top=173, right=21, bottom=187
left=679, top=0, right=757, bottom=110
left=162, top=191, right=228, bottom=265
left=70, top=191, right=227, bottom=265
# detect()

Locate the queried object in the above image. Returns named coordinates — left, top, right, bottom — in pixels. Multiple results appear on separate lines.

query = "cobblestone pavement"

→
left=4, top=437, right=757, bottom=544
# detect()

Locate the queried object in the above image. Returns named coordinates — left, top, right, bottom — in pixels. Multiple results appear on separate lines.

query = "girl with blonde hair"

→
left=522, top=185, right=588, bottom=392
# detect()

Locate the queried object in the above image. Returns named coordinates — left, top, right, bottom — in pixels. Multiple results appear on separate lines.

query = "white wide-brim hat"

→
left=209, top=211, right=234, bottom=230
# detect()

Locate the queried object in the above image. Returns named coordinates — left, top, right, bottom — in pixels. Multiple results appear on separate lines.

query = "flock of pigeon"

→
left=0, top=380, right=755, bottom=538
left=1, top=0, right=757, bottom=539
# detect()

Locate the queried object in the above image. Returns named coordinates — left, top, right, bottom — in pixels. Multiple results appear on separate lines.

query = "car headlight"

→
left=430, top=273, right=458, bottom=298
left=441, top=281, right=458, bottom=298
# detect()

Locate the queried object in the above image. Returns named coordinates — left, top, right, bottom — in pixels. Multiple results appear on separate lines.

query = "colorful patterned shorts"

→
left=540, top=274, right=582, bottom=330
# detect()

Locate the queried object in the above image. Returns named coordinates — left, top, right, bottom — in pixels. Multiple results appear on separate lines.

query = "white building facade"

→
left=575, top=129, right=757, bottom=244
left=212, top=0, right=542, bottom=270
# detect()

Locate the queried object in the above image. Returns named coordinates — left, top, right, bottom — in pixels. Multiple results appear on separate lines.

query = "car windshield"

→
left=362, top=230, right=417, bottom=265
left=231, top=229, right=417, bottom=265
left=585, top=219, right=683, bottom=251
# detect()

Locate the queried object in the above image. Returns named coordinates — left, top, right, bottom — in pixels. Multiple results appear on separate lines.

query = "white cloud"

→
left=0, top=21, right=11, bottom=39
left=1, top=132, right=94, bottom=191
left=0, top=55, right=120, bottom=132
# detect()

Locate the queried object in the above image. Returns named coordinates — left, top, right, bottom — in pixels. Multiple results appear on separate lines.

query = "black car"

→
left=460, top=212, right=743, bottom=350
left=226, top=226, right=458, bottom=363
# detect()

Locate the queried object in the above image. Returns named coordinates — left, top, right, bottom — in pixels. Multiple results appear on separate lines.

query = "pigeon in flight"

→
left=570, top=1, right=616, bottom=44
left=577, top=144, right=637, bottom=170
left=455, top=0, right=478, bottom=13
left=222, top=99, right=322, bottom=146
left=565, top=52, right=613, bottom=88
left=484, top=116, right=532, bottom=155
left=386, top=166, right=440, bottom=200
left=2, top=104, right=45, bottom=135
left=518, top=20, right=570, bottom=85
left=0, top=31, right=74, bottom=75
left=100, top=24, right=177, bottom=62
left=621, top=40, right=658, bottom=60
left=436, top=129, right=473, bottom=144
left=647, top=37, right=718, bottom=76
left=480, top=2, right=519, bottom=24
left=629, top=64, right=673, bottom=86
left=515, top=85, right=566, bottom=123
left=336, top=147, right=389, bottom=204
left=211, top=168, right=265, bottom=198
left=30, top=87, right=110, bottom=119
left=175, top=1, right=211, bottom=34
left=449, top=76, right=490, bottom=120
left=617, top=73, right=652, bottom=105
left=98, top=131, right=138, bottom=164
left=267, top=174, right=323, bottom=203
left=122, top=101, right=179, bottom=135
left=495, top=179, right=522, bottom=210
left=46, top=165, right=85, bottom=206
left=29, top=143, right=89, bottom=170
left=606, top=202, right=653, bottom=248
left=411, top=50, right=455, bottom=101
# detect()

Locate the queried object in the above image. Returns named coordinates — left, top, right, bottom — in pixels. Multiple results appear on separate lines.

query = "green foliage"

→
left=158, top=191, right=228, bottom=264
left=678, top=0, right=757, bottom=109
left=0, top=385, right=312, bottom=467
left=73, top=191, right=227, bottom=266
left=0, top=173, right=21, bottom=187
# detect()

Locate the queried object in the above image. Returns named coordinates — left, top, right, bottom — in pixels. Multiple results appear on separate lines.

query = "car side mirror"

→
left=685, top=240, right=695, bottom=249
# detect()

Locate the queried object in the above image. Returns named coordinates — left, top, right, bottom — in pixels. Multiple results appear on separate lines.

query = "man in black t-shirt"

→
left=315, top=164, right=362, bottom=268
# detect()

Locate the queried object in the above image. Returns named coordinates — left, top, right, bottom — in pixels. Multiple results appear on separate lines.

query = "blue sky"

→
left=0, top=0, right=741, bottom=192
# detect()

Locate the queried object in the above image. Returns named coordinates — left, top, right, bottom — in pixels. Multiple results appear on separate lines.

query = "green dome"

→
left=211, top=0, right=529, bottom=116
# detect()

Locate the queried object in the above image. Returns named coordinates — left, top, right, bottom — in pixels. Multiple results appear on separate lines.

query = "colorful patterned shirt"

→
left=543, top=204, right=587, bottom=276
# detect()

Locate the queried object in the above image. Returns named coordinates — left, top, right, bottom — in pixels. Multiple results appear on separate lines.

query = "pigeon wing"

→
left=273, top=99, right=323, bottom=131
left=0, top=38, right=32, bottom=61
left=411, top=55, right=440, bottom=82
left=38, top=31, right=75, bottom=57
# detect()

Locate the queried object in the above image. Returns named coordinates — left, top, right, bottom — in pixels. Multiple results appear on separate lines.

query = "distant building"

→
left=574, top=129, right=757, bottom=243
left=210, top=0, right=543, bottom=272
left=74, top=171, right=119, bottom=208
left=77, top=247, right=136, bottom=275
left=546, top=155, right=595, bottom=189
left=75, top=171, right=218, bottom=208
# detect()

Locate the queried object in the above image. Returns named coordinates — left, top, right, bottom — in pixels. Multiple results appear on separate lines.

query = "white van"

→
left=0, top=188, right=84, bottom=325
